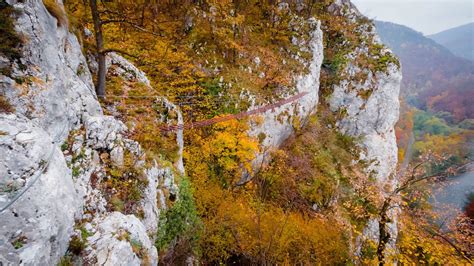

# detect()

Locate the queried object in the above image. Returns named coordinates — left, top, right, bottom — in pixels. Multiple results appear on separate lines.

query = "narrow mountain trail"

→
left=160, top=91, right=310, bottom=132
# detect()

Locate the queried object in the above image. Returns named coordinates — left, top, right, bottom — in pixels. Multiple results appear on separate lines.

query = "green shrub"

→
left=130, top=238, right=146, bottom=258
left=68, top=235, right=86, bottom=255
left=414, top=110, right=452, bottom=136
left=155, top=176, right=201, bottom=253
left=58, top=256, right=73, bottom=266
left=71, top=166, right=80, bottom=177
left=11, top=236, right=27, bottom=249
left=110, top=196, right=125, bottom=212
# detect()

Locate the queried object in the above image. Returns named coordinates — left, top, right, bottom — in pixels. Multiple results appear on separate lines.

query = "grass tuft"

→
left=0, top=95, right=14, bottom=113
left=0, top=2, right=22, bottom=62
left=42, top=0, right=67, bottom=27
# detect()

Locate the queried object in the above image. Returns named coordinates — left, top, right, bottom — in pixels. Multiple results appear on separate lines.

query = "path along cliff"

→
left=0, top=0, right=401, bottom=264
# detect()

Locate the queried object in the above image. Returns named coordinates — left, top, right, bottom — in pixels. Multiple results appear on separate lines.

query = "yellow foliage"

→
left=183, top=113, right=360, bottom=263
left=397, top=213, right=467, bottom=264
left=413, top=133, right=464, bottom=158
left=185, top=119, right=258, bottom=188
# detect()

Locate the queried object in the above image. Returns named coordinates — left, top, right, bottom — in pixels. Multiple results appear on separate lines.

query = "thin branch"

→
left=99, top=18, right=162, bottom=36
left=100, top=48, right=137, bottom=58
left=100, top=18, right=128, bottom=25
left=426, top=228, right=472, bottom=263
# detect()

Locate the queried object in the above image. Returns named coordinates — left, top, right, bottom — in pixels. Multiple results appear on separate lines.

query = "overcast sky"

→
left=351, top=0, right=474, bottom=35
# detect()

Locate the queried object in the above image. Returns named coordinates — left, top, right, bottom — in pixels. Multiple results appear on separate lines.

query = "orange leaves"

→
left=199, top=196, right=349, bottom=264
left=183, top=113, right=355, bottom=264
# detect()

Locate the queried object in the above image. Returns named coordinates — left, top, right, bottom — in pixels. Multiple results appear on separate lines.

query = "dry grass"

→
left=0, top=95, right=14, bottom=113
left=42, top=0, right=67, bottom=27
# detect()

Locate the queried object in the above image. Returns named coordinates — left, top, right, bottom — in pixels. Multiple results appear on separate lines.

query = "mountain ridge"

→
left=375, top=20, right=474, bottom=121
left=428, top=22, right=474, bottom=61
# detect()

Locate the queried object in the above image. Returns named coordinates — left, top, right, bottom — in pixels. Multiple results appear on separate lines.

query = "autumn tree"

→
left=85, top=0, right=161, bottom=98
left=88, top=0, right=106, bottom=97
left=375, top=156, right=473, bottom=265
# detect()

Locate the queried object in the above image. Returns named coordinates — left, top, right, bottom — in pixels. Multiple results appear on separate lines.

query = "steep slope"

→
left=323, top=0, right=402, bottom=256
left=0, top=0, right=403, bottom=264
left=0, top=1, right=183, bottom=264
left=428, top=22, right=474, bottom=61
left=327, top=2, right=401, bottom=183
left=376, top=20, right=474, bottom=121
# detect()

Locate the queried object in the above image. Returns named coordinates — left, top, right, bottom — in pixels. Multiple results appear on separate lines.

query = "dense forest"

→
left=0, top=0, right=472, bottom=265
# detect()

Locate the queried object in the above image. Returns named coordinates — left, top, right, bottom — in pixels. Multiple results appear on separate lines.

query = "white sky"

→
left=351, top=0, right=474, bottom=35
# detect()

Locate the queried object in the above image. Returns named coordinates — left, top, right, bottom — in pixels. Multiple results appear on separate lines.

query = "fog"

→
left=351, top=0, right=474, bottom=35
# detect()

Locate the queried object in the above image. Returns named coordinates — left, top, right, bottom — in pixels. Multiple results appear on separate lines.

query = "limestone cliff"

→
left=327, top=0, right=401, bottom=183
left=0, top=0, right=402, bottom=264
left=247, top=18, right=323, bottom=149
left=325, top=0, right=402, bottom=254
left=0, top=0, right=182, bottom=264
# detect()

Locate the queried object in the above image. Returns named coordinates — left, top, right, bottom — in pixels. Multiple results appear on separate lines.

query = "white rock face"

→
left=0, top=1, right=182, bottom=265
left=140, top=166, right=177, bottom=235
left=248, top=19, right=323, bottom=150
left=328, top=1, right=401, bottom=183
left=330, top=64, right=401, bottom=182
left=0, top=114, right=78, bottom=264
left=1, top=0, right=102, bottom=143
left=84, top=115, right=128, bottom=151
left=85, top=212, right=158, bottom=266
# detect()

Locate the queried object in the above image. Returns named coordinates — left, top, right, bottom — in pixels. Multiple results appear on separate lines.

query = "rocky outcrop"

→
left=103, top=52, right=185, bottom=175
left=328, top=0, right=401, bottom=183
left=330, top=63, right=401, bottom=182
left=0, top=1, right=182, bottom=265
left=84, top=212, right=158, bottom=266
left=248, top=19, right=323, bottom=149
left=327, top=0, right=402, bottom=256
left=0, top=114, right=78, bottom=264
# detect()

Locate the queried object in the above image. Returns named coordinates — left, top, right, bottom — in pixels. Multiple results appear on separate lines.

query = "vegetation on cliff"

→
left=60, top=0, right=473, bottom=264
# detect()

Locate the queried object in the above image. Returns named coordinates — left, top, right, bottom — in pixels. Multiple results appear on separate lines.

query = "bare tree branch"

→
left=99, top=48, right=137, bottom=58
left=426, top=227, right=472, bottom=263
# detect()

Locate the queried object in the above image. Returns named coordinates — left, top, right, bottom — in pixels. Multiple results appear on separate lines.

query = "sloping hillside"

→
left=429, top=22, right=474, bottom=61
left=376, top=21, right=474, bottom=121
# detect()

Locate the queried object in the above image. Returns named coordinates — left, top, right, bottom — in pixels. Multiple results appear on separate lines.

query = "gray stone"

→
left=0, top=1, right=181, bottom=264
left=0, top=114, right=79, bottom=265
left=85, top=212, right=158, bottom=266
left=248, top=20, right=323, bottom=149
left=84, top=116, right=126, bottom=150
left=0, top=0, right=102, bottom=145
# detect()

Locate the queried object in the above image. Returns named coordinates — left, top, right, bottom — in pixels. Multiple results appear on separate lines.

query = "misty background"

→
left=352, top=0, right=474, bottom=35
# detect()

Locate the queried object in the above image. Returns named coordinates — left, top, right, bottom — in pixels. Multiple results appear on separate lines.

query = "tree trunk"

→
left=377, top=200, right=391, bottom=266
left=89, top=0, right=106, bottom=98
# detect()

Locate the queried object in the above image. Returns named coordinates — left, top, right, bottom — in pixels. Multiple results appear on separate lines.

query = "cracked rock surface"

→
left=0, top=114, right=78, bottom=265
left=0, top=1, right=183, bottom=265
left=84, top=212, right=158, bottom=266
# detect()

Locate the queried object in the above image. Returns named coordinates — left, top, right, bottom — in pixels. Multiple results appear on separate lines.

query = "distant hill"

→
left=428, top=22, right=474, bottom=61
left=375, top=21, right=474, bottom=121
